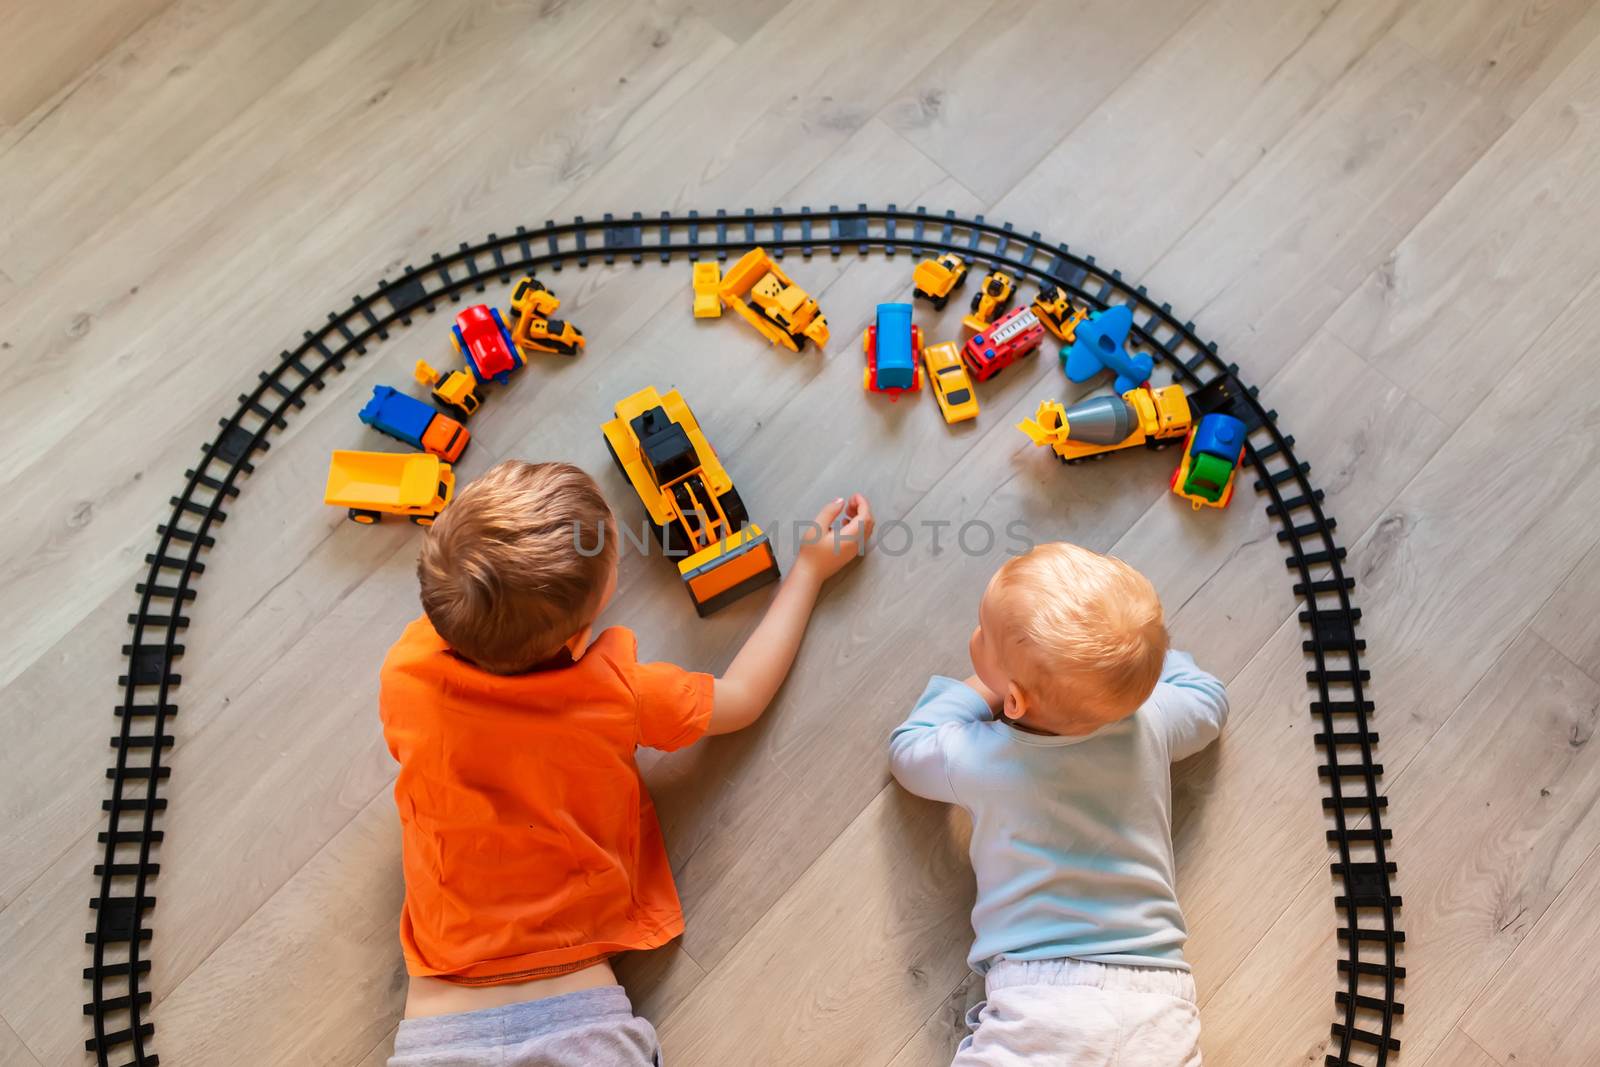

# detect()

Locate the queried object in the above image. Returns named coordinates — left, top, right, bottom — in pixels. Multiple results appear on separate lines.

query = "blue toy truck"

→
left=358, top=385, right=470, bottom=462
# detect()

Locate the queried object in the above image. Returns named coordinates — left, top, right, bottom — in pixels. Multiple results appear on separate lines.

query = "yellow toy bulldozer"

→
left=507, top=275, right=586, bottom=356
left=717, top=247, right=830, bottom=352
left=601, top=386, right=781, bottom=616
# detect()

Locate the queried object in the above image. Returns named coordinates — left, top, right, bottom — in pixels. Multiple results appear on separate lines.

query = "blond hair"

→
left=989, top=542, right=1168, bottom=717
left=418, top=460, right=616, bottom=673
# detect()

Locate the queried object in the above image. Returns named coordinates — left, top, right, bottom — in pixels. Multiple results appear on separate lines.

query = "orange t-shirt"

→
left=378, top=617, right=713, bottom=984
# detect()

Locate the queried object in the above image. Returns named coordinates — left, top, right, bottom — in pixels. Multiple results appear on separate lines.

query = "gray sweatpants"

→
left=388, top=985, right=661, bottom=1067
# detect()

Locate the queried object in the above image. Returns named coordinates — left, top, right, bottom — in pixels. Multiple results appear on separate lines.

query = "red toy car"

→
left=963, top=305, right=1044, bottom=382
left=452, top=304, right=524, bottom=385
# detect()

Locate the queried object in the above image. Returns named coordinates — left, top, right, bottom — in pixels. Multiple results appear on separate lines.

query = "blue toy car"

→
left=358, top=385, right=470, bottom=462
left=862, top=302, right=923, bottom=398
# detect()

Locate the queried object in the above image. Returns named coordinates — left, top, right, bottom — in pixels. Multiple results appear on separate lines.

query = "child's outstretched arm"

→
left=707, top=495, right=873, bottom=735
left=1150, top=649, right=1230, bottom=762
left=888, top=676, right=997, bottom=804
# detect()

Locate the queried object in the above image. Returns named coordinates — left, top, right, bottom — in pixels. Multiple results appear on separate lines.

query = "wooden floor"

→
left=3, top=1, right=1600, bottom=1064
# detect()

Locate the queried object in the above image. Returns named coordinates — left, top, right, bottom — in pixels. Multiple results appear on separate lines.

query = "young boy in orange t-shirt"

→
left=380, top=460, right=872, bottom=1066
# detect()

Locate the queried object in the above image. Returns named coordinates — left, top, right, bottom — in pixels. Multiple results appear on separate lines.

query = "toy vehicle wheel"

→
left=791, top=334, right=808, bottom=353
left=969, top=291, right=983, bottom=313
left=720, top=488, right=749, bottom=531
left=347, top=508, right=381, bottom=525
left=953, top=267, right=969, bottom=289
left=410, top=515, right=435, bottom=527
left=932, top=295, right=948, bottom=311
left=603, top=434, right=627, bottom=476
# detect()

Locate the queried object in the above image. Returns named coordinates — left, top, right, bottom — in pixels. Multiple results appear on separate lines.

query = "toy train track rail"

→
left=90, top=206, right=1399, bottom=1066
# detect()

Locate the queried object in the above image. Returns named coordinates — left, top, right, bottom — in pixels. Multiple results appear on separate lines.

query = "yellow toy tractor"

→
left=414, top=359, right=481, bottom=421
left=718, top=247, right=830, bottom=352
left=601, top=386, right=781, bottom=616
left=962, top=270, right=1017, bottom=334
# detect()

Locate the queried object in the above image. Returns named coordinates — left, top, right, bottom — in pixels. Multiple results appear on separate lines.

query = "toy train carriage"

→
left=963, top=304, right=1044, bottom=382
left=863, top=302, right=923, bottom=398
left=359, top=385, right=470, bottom=462
left=1171, top=412, right=1246, bottom=509
left=1017, top=383, right=1191, bottom=464
left=601, top=386, right=781, bottom=616
left=507, top=275, right=585, bottom=355
left=452, top=304, right=524, bottom=384
left=911, top=253, right=968, bottom=309
left=325, top=450, right=455, bottom=526
left=718, top=247, right=830, bottom=352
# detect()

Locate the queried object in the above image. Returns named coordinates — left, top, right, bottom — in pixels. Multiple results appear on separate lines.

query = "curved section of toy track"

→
left=89, top=207, right=1401, bottom=1066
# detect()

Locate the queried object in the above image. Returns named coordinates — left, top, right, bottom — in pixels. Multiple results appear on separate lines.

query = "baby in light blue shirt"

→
left=889, top=542, right=1227, bottom=1067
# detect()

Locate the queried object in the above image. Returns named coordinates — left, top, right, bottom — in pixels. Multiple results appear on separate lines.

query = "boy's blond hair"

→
left=989, top=542, right=1168, bottom=718
left=418, top=460, right=616, bottom=674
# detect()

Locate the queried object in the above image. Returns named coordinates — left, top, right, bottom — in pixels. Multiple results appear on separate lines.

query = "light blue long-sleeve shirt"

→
left=888, top=651, right=1228, bottom=973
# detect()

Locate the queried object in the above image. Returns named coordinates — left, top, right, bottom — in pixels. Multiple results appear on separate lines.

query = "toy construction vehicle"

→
left=414, top=359, right=482, bottom=422
left=718, top=247, right=830, bottom=352
left=324, top=450, right=455, bottom=525
left=1017, top=384, right=1192, bottom=464
left=911, top=253, right=969, bottom=310
left=1032, top=285, right=1089, bottom=342
left=508, top=275, right=585, bottom=356
left=1171, top=412, right=1246, bottom=509
left=601, top=386, right=781, bottom=616
left=692, top=261, right=723, bottom=318
left=962, top=270, right=1017, bottom=333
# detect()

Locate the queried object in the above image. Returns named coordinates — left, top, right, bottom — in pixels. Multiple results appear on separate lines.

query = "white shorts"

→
left=952, top=958, right=1202, bottom=1067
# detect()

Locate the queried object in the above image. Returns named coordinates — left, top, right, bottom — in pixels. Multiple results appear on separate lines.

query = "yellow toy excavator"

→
left=717, top=247, right=830, bottom=352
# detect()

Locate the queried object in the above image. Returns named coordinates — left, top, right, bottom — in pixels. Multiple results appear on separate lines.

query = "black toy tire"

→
left=604, top=433, right=627, bottom=476
left=347, top=508, right=381, bottom=525
left=720, top=488, right=749, bottom=531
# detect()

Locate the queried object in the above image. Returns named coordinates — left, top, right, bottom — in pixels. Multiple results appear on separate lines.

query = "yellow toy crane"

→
left=717, top=247, right=830, bottom=352
left=1017, top=384, right=1192, bottom=464
left=601, top=386, right=781, bottom=616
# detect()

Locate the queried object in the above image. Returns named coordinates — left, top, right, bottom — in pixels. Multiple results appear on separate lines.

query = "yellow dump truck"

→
left=324, top=450, right=455, bottom=525
left=717, top=247, right=829, bottom=352
left=601, top=386, right=781, bottom=615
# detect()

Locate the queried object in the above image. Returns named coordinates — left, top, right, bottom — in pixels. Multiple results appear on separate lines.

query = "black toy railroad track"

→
left=89, top=206, right=1400, bottom=1066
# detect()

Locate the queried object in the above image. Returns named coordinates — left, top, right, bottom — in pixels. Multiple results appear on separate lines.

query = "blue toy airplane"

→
left=1061, top=305, right=1153, bottom=393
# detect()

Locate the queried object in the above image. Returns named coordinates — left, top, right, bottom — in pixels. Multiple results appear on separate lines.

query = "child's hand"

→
left=793, top=494, right=873, bottom=585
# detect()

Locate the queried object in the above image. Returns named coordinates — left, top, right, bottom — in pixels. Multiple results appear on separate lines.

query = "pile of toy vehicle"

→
left=324, top=247, right=1247, bottom=619
left=872, top=251, right=1247, bottom=510
left=323, top=274, right=585, bottom=527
